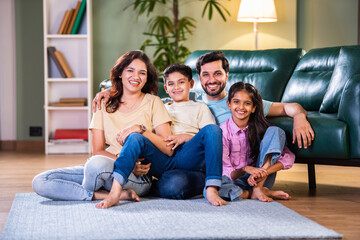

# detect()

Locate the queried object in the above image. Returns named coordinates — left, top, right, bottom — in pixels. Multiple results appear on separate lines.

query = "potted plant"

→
left=126, top=0, right=231, bottom=73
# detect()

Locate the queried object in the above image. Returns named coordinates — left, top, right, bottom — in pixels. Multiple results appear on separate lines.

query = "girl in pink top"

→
left=219, top=82, right=295, bottom=202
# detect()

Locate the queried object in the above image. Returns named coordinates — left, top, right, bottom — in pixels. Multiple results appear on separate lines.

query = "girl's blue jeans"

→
left=112, top=124, right=223, bottom=194
left=218, top=126, right=286, bottom=201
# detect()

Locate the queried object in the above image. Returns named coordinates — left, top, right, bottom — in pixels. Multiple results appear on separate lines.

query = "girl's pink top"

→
left=221, top=117, right=295, bottom=180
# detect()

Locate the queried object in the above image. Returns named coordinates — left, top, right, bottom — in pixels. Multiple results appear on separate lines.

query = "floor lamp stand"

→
left=253, top=21, right=258, bottom=50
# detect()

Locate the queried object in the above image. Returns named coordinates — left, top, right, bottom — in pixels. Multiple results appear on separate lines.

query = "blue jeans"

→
left=32, top=155, right=151, bottom=201
left=113, top=124, right=223, bottom=194
left=82, top=155, right=152, bottom=195
left=218, top=126, right=286, bottom=201
left=151, top=169, right=205, bottom=199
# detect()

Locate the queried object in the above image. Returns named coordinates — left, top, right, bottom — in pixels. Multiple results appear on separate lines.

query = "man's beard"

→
left=201, top=82, right=226, bottom=97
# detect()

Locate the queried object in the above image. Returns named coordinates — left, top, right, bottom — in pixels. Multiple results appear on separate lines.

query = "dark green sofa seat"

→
left=185, top=46, right=360, bottom=189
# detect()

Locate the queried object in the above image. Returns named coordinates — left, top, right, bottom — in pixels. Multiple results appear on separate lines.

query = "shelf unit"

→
left=43, top=0, right=92, bottom=154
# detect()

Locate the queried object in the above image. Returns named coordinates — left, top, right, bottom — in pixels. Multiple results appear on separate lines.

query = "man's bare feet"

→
left=251, top=186, right=273, bottom=202
left=206, top=186, right=227, bottom=206
left=263, top=187, right=291, bottom=200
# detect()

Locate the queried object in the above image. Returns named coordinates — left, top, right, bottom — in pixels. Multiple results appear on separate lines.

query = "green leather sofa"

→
left=99, top=45, right=360, bottom=189
left=184, top=46, right=360, bottom=189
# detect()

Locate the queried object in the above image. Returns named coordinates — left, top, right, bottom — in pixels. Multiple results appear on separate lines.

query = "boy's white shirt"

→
left=165, top=100, right=216, bottom=136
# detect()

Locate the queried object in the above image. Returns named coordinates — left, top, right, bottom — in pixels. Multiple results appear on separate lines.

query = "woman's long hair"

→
left=227, top=82, right=272, bottom=160
left=106, top=50, right=158, bottom=113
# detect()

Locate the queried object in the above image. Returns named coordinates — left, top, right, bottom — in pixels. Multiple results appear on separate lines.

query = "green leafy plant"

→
left=125, top=0, right=231, bottom=73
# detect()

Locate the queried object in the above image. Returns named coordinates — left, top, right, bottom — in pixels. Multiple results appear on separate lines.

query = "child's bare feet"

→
left=251, top=186, right=273, bottom=202
left=263, top=187, right=291, bottom=200
left=206, top=186, right=227, bottom=206
left=95, top=190, right=121, bottom=209
left=93, top=189, right=140, bottom=201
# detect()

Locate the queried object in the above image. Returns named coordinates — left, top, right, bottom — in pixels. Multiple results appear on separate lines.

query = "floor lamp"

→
left=237, top=0, right=277, bottom=50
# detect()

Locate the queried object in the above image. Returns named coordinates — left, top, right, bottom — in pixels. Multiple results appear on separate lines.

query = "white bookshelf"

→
left=43, top=0, right=92, bottom=154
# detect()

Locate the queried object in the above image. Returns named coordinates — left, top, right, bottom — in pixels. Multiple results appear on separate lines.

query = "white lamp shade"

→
left=237, top=0, right=277, bottom=22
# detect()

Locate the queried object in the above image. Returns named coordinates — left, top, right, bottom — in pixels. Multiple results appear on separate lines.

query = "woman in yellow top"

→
left=32, top=50, right=172, bottom=201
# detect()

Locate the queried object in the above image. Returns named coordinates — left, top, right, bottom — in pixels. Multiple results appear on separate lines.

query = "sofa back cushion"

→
left=185, top=49, right=303, bottom=102
left=281, top=47, right=341, bottom=111
left=320, top=46, right=360, bottom=113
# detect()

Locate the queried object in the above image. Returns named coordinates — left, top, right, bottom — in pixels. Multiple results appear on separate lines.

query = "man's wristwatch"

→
left=139, top=124, right=147, bottom=134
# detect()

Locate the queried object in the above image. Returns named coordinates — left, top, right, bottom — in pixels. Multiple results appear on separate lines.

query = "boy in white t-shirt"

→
left=154, top=63, right=227, bottom=203
left=162, top=64, right=217, bottom=148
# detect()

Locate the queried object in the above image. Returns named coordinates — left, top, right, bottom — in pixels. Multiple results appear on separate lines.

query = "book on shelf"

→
left=50, top=138, right=87, bottom=144
left=59, top=97, right=87, bottom=103
left=71, top=0, right=87, bottom=34
left=63, top=8, right=75, bottom=34
left=54, top=50, right=75, bottom=78
left=66, top=1, right=82, bottom=34
left=53, top=128, right=88, bottom=140
left=51, top=97, right=87, bottom=107
left=47, top=46, right=66, bottom=78
left=51, top=102, right=86, bottom=107
left=57, top=10, right=70, bottom=34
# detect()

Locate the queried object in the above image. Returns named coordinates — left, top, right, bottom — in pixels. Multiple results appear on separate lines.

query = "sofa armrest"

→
left=337, top=74, right=360, bottom=158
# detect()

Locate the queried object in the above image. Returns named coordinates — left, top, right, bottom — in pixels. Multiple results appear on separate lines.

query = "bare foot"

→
left=95, top=191, right=121, bottom=209
left=93, top=190, right=109, bottom=200
left=251, top=186, right=273, bottom=202
left=206, top=186, right=227, bottom=206
left=119, top=189, right=140, bottom=202
left=263, top=187, right=291, bottom=200
left=239, top=190, right=250, bottom=199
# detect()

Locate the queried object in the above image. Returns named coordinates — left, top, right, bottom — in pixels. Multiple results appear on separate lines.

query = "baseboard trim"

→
left=0, top=140, right=44, bottom=152
left=0, top=140, right=17, bottom=151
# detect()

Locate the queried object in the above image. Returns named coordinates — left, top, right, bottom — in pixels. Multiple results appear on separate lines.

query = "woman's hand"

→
left=163, top=134, right=192, bottom=150
left=132, top=158, right=151, bottom=176
left=116, top=124, right=143, bottom=146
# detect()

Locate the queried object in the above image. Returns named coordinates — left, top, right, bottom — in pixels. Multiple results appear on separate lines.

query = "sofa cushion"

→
left=281, top=47, right=341, bottom=111
left=337, top=74, right=360, bottom=158
left=320, top=46, right=360, bottom=113
left=185, top=49, right=303, bottom=102
left=269, top=111, right=349, bottom=159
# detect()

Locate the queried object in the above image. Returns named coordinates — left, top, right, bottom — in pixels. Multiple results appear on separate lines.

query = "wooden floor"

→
left=0, top=151, right=360, bottom=239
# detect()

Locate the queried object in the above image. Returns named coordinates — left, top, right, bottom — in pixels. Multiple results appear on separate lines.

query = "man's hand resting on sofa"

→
left=267, top=102, right=315, bottom=149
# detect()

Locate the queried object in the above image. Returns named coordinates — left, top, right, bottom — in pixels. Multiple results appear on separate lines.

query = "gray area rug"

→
left=1, top=193, right=341, bottom=240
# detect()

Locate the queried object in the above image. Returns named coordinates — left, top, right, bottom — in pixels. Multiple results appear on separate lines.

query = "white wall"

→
left=0, top=0, right=17, bottom=141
